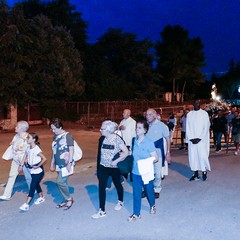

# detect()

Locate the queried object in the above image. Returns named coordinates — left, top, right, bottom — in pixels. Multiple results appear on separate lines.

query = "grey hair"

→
left=102, top=120, right=117, bottom=134
left=17, top=121, right=29, bottom=132
left=147, top=108, right=157, bottom=117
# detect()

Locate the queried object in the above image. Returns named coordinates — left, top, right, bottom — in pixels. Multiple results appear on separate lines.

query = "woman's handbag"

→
left=73, top=140, right=82, bottom=161
left=112, top=152, right=133, bottom=175
left=117, top=155, right=134, bottom=175
left=2, top=145, right=13, bottom=160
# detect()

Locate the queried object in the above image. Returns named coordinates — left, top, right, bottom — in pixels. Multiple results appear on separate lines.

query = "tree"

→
left=15, top=0, right=88, bottom=52
left=84, top=28, right=160, bottom=100
left=213, top=60, right=240, bottom=99
left=155, top=25, right=206, bottom=101
left=0, top=5, right=84, bottom=117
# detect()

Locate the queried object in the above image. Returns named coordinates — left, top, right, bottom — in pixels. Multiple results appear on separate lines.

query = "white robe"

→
left=186, top=109, right=211, bottom=171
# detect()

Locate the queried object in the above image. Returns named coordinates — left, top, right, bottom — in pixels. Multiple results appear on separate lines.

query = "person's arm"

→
left=32, top=152, right=47, bottom=169
left=111, top=143, right=128, bottom=167
left=165, top=136, right=171, bottom=163
left=150, top=151, right=158, bottom=163
left=18, top=154, right=27, bottom=172
left=50, top=154, right=55, bottom=172
left=66, top=146, right=74, bottom=172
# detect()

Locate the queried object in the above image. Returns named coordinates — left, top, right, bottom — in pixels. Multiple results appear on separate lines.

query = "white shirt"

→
left=27, top=145, right=43, bottom=174
left=119, top=116, right=136, bottom=148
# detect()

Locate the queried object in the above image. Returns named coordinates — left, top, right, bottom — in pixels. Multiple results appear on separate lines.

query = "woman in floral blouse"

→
left=50, top=118, right=74, bottom=210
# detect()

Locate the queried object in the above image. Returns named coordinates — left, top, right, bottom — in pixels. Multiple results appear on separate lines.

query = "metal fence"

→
left=18, top=100, right=192, bottom=127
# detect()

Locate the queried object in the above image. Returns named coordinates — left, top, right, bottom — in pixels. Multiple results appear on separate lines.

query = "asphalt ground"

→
left=0, top=125, right=239, bottom=240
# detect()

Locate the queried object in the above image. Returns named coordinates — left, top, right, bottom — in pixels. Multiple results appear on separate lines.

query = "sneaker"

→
left=234, top=151, right=238, bottom=156
left=0, top=195, right=11, bottom=201
left=202, top=172, right=207, bottom=181
left=114, top=201, right=123, bottom=211
left=128, top=214, right=141, bottom=222
left=91, top=209, right=106, bottom=219
left=34, top=197, right=45, bottom=205
left=189, top=175, right=200, bottom=181
left=216, top=149, right=221, bottom=153
left=150, top=205, right=156, bottom=214
left=19, top=203, right=29, bottom=211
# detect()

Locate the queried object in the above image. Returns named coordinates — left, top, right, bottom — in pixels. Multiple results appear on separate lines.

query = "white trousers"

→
left=2, top=161, right=31, bottom=198
left=153, top=160, right=162, bottom=193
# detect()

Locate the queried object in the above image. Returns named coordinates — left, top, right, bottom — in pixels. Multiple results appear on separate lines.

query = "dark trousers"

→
left=97, top=165, right=123, bottom=211
left=28, top=171, right=44, bottom=198
left=214, top=132, right=223, bottom=151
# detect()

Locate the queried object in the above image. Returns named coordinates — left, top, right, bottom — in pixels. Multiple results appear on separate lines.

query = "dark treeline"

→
left=1, top=0, right=238, bottom=118
left=211, top=59, right=240, bottom=100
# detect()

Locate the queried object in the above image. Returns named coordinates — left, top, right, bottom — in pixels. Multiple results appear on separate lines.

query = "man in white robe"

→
left=186, top=100, right=211, bottom=181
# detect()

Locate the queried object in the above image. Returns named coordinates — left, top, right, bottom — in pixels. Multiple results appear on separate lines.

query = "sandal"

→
left=56, top=201, right=66, bottom=209
left=64, top=198, right=74, bottom=210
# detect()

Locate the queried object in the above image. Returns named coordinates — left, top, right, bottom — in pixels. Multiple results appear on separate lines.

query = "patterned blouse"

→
left=52, top=132, right=74, bottom=168
left=100, top=134, right=124, bottom=168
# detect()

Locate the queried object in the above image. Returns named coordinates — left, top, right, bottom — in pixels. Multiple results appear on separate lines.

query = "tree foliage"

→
left=0, top=4, right=84, bottom=117
left=211, top=59, right=240, bottom=99
left=15, top=0, right=88, bottom=51
left=83, top=28, right=162, bottom=100
left=155, top=25, right=206, bottom=101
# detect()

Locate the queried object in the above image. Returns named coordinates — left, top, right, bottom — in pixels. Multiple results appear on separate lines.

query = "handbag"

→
left=117, top=155, right=134, bottom=175
left=73, top=140, right=82, bottom=161
left=2, top=145, right=13, bottom=160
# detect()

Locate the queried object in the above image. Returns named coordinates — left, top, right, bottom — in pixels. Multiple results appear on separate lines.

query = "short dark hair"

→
left=29, top=132, right=40, bottom=145
left=137, top=119, right=149, bottom=133
left=49, top=118, right=63, bottom=129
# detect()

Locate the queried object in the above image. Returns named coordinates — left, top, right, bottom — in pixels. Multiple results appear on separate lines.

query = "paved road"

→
left=0, top=126, right=239, bottom=240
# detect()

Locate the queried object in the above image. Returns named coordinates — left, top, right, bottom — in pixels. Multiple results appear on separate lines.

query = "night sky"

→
left=6, top=0, right=240, bottom=76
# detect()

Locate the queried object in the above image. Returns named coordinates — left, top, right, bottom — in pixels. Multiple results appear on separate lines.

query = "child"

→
left=18, top=133, right=47, bottom=211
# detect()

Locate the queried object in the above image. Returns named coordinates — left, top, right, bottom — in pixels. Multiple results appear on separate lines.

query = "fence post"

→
left=87, top=102, right=90, bottom=127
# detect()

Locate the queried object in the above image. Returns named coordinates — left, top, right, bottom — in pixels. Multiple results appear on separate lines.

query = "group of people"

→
left=0, top=118, right=75, bottom=211
left=1, top=100, right=238, bottom=221
left=209, top=107, right=240, bottom=155
left=92, top=108, right=171, bottom=220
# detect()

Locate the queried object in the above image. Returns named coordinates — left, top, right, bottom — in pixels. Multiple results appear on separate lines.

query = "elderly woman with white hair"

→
left=92, top=120, right=128, bottom=219
left=0, top=121, right=31, bottom=200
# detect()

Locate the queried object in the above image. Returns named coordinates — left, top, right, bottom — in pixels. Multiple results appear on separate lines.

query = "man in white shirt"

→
left=119, top=109, right=136, bottom=149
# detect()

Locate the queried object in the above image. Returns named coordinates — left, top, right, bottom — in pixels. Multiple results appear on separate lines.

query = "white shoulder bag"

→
left=2, top=145, right=13, bottom=160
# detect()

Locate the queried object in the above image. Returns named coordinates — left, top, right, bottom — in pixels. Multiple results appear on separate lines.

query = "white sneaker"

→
left=19, top=203, right=29, bottom=211
left=114, top=200, right=123, bottom=211
left=0, top=195, right=11, bottom=201
left=128, top=214, right=141, bottom=222
left=150, top=205, right=156, bottom=214
left=91, top=209, right=106, bottom=219
left=234, top=151, right=238, bottom=156
left=34, top=197, right=45, bottom=205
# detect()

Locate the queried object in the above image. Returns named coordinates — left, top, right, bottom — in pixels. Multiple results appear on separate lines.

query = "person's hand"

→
left=67, top=162, right=72, bottom=172
left=190, top=138, right=201, bottom=144
left=119, top=125, right=125, bottom=130
left=166, top=152, right=171, bottom=164
left=18, top=165, right=23, bottom=173
left=50, top=164, right=55, bottom=172
left=110, top=160, right=118, bottom=167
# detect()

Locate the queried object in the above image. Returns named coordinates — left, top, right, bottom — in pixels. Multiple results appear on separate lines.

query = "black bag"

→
left=117, top=155, right=134, bottom=175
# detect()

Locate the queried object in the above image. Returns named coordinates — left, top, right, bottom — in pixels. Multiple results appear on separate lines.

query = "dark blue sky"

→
left=7, top=0, right=240, bottom=76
